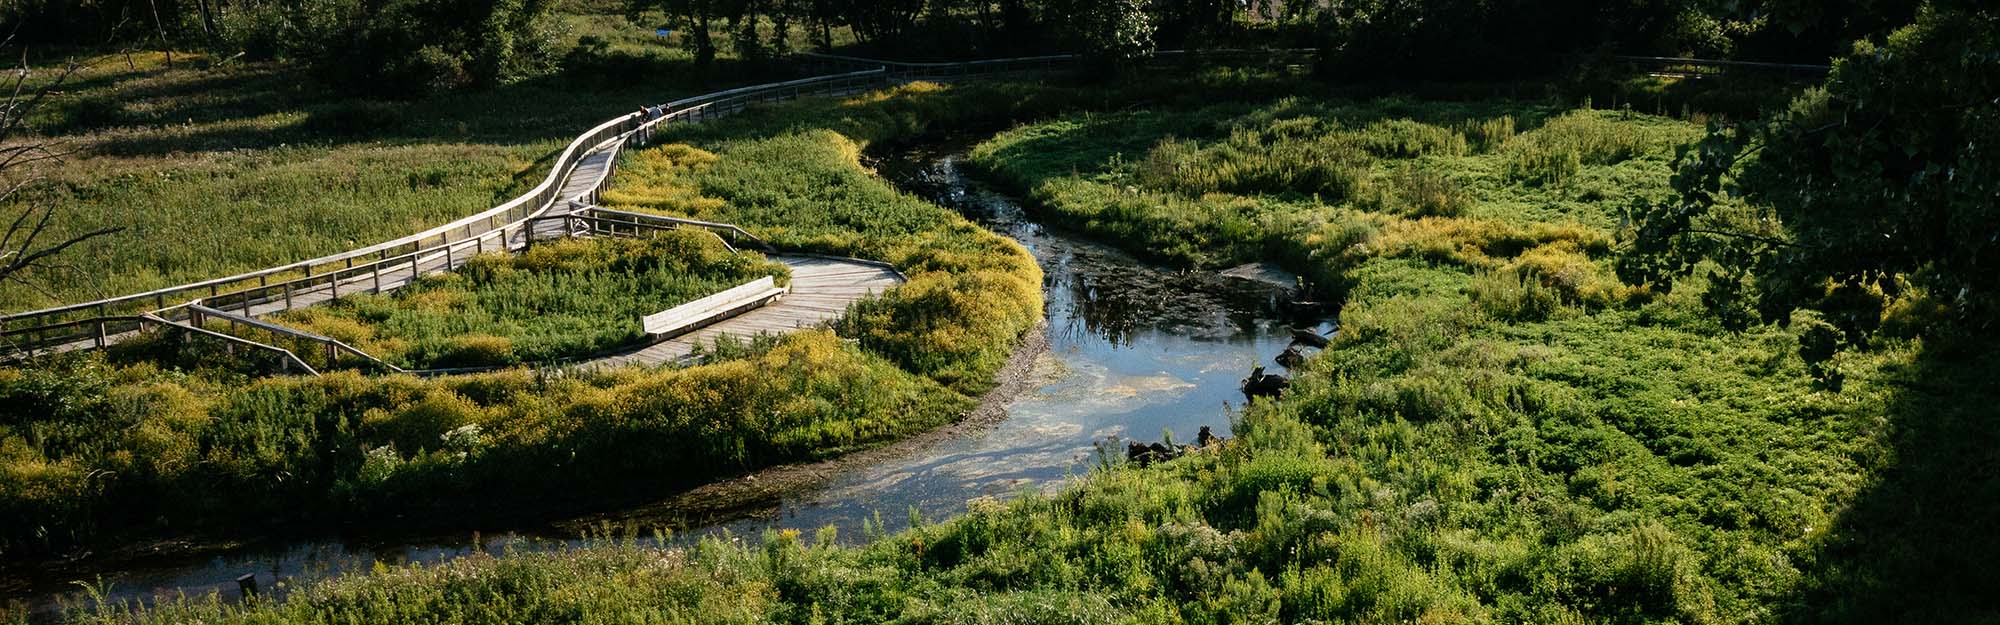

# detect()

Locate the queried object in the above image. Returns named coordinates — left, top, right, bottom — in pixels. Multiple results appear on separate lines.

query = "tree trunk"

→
left=195, top=0, right=217, bottom=43
left=694, top=4, right=716, bottom=66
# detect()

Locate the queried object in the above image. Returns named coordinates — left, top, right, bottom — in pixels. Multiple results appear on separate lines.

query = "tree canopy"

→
left=1621, top=2, right=1999, bottom=340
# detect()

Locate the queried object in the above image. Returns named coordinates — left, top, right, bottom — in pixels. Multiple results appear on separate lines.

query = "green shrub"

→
left=1369, top=167, right=1468, bottom=218
left=1358, top=118, right=1468, bottom=159
left=1458, top=115, right=1518, bottom=152
left=0, top=331, right=965, bottom=556
left=1503, top=110, right=1650, bottom=185
left=1469, top=269, right=1563, bottom=321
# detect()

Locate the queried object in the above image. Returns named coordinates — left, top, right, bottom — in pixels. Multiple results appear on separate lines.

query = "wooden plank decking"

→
left=587, top=255, right=902, bottom=368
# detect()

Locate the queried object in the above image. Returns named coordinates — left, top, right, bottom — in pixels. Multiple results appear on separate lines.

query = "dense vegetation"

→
left=3, top=0, right=1923, bottom=90
left=272, top=232, right=789, bottom=370
left=1623, top=3, right=2000, bottom=342
left=41, top=63, right=1999, bottom=623
left=1, top=329, right=966, bottom=559
left=3, top=0, right=1993, bottom=621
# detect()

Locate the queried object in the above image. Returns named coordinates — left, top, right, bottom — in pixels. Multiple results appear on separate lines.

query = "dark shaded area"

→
left=1784, top=337, right=2000, bottom=623
left=41, top=55, right=813, bottom=159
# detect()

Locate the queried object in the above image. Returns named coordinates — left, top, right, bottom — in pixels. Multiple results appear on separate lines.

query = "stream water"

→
left=4, top=142, right=1327, bottom=618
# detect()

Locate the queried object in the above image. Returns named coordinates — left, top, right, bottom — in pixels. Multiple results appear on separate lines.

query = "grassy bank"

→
left=270, top=232, right=789, bottom=370
left=48, top=83, right=1999, bottom=624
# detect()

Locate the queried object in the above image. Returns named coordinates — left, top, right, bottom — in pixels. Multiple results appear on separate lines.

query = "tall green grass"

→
left=274, top=232, right=789, bottom=369
left=0, top=21, right=807, bottom=313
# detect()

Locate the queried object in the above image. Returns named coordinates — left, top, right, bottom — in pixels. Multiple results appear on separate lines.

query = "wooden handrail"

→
left=1614, top=55, right=1831, bottom=73
left=137, top=313, right=321, bottom=375
left=2, top=49, right=1319, bottom=360
left=581, top=206, right=775, bottom=251
left=0, top=70, right=890, bottom=331
left=188, top=303, right=406, bottom=374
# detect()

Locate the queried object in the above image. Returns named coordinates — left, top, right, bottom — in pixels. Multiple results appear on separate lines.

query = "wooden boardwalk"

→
left=235, top=147, right=620, bottom=319
left=587, top=255, right=902, bottom=368
left=524, top=148, right=616, bottom=243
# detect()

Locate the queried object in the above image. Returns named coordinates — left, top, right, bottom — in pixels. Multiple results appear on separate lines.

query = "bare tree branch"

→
left=0, top=43, right=124, bottom=295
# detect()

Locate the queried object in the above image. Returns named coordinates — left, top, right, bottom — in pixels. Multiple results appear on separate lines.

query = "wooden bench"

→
left=642, top=275, right=787, bottom=340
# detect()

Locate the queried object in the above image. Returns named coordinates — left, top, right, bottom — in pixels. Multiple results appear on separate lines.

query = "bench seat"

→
left=642, top=275, right=787, bottom=339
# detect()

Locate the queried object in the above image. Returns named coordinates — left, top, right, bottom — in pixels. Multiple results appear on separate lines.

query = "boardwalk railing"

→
left=799, top=48, right=1318, bottom=80
left=0, top=69, right=889, bottom=358
left=1614, top=55, right=1831, bottom=77
left=2, top=49, right=1313, bottom=363
left=532, top=205, right=776, bottom=253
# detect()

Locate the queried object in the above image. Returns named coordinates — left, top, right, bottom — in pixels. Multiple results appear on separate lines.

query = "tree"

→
left=1150, top=0, right=1238, bottom=48
left=1619, top=2, right=2000, bottom=339
left=1053, top=0, right=1154, bottom=68
left=0, top=47, right=124, bottom=297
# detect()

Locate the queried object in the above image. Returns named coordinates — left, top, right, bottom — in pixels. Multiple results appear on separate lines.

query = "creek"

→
left=5, top=139, right=1328, bottom=619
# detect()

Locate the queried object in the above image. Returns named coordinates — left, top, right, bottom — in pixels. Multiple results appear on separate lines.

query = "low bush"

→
left=1469, top=268, right=1563, bottom=321
left=1503, top=109, right=1655, bottom=185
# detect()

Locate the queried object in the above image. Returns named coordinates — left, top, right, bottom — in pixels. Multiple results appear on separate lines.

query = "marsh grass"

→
left=0, top=21, right=806, bottom=313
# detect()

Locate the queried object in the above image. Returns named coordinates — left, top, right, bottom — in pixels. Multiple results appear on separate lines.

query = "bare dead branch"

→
left=0, top=225, right=125, bottom=279
left=0, top=42, right=118, bottom=294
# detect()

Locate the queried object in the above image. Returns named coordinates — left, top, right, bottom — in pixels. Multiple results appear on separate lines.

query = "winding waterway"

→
left=5, top=141, right=1328, bottom=618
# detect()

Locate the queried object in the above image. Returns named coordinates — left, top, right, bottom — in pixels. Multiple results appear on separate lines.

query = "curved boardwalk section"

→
left=590, top=255, right=902, bottom=368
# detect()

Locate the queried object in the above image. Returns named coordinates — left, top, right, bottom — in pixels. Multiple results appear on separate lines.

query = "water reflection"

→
left=677, top=142, right=1329, bottom=538
left=6, top=140, right=1328, bottom=619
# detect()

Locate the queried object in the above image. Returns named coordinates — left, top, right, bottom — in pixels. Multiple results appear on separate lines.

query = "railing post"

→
left=330, top=272, right=340, bottom=299
left=94, top=319, right=106, bottom=349
left=373, top=264, right=383, bottom=293
left=283, top=283, right=293, bottom=309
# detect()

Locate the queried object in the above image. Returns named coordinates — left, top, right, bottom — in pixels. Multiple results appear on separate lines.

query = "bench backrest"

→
left=643, top=275, right=781, bottom=336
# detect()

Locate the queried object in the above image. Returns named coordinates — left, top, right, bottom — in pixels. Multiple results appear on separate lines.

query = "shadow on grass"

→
left=1783, top=337, right=2000, bottom=623
left=62, top=54, right=814, bottom=158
